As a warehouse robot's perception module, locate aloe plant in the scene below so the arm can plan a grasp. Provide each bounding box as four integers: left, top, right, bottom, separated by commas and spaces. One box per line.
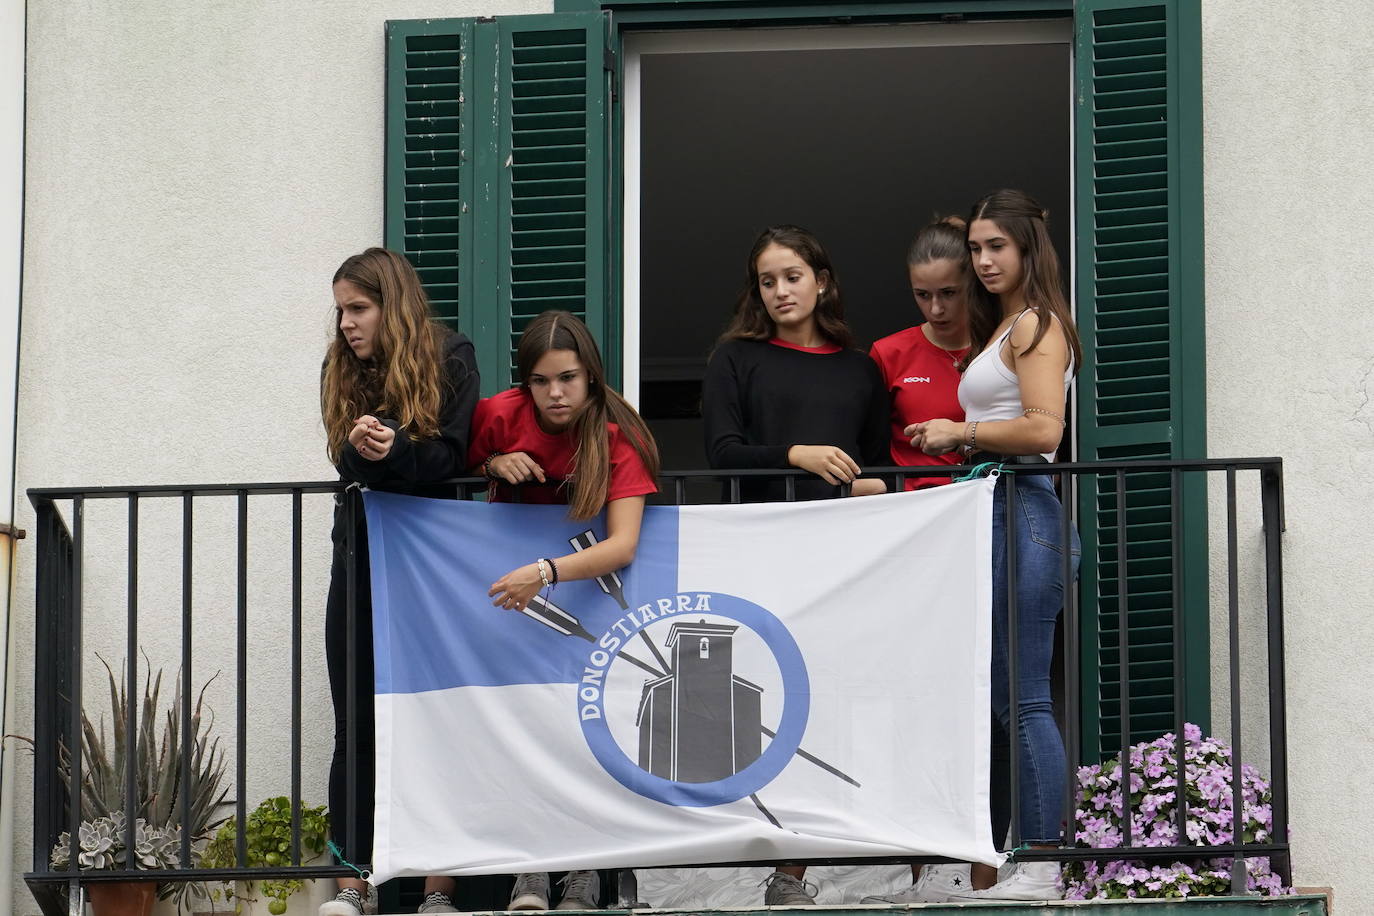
52, 654, 233, 904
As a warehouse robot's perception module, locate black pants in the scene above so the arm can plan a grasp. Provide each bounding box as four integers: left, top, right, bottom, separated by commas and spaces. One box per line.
325, 508, 375, 866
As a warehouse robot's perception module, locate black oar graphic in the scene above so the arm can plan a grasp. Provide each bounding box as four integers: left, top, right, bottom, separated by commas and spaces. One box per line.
569, 530, 628, 609
522, 593, 664, 678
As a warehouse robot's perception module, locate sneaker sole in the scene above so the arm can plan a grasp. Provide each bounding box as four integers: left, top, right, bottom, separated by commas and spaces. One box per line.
509, 896, 550, 911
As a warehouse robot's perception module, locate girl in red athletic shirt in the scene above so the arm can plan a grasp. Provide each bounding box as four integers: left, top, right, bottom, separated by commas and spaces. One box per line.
869, 216, 973, 491
468, 310, 661, 913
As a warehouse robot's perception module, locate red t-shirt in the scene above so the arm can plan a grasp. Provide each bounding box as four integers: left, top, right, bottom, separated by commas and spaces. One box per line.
869, 326, 968, 490
468, 388, 657, 505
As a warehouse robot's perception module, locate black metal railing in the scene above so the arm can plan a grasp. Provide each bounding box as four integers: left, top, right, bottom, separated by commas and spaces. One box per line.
25, 458, 1288, 912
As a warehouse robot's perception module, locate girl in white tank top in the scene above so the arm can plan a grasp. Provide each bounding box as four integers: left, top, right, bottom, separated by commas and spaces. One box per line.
903, 191, 1083, 903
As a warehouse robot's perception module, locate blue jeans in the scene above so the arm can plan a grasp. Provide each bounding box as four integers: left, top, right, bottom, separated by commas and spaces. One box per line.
991, 472, 1080, 845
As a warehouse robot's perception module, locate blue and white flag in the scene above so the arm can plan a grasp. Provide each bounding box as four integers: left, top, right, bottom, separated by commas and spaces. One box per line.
363, 478, 999, 883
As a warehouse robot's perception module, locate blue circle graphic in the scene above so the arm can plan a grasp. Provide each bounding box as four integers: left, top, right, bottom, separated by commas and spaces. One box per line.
579, 592, 809, 806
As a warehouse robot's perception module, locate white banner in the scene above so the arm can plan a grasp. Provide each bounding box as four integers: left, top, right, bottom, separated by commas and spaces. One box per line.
363, 478, 999, 885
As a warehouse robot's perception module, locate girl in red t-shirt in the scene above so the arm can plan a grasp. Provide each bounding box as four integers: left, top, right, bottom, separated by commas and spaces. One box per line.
869, 216, 973, 490
467, 310, 661, 911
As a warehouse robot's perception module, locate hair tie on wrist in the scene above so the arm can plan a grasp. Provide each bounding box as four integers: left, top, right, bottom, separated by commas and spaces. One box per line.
483, 452, 503, 479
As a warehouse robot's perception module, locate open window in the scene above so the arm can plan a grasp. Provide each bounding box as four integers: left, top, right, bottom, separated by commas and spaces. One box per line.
384, 0, 1206, 763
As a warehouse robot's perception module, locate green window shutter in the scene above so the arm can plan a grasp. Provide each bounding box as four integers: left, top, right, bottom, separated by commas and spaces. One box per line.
1073, 0, 1207, 760
387, 12, 611, 396
385, 19, 474, 337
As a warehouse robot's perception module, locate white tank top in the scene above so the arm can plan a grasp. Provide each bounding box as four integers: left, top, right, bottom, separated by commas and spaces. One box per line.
958, 309, 1074, 462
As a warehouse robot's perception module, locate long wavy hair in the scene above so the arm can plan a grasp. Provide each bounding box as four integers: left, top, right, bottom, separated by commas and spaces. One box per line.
321, 247, 446, 463
966, 190, 1082, 372
517, 311, 660, 520
717, 225, 855, 349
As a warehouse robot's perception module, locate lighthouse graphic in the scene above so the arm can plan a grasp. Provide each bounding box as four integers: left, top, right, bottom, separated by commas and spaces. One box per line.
635, 620, 764, 783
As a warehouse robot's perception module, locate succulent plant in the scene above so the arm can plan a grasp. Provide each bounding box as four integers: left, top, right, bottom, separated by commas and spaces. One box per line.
51, 812, 183, 872
50, 653, 233, 905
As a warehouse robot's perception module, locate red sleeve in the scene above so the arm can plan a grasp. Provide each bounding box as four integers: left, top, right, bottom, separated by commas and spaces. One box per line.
467, 397, 499, 473
607, 426, 658, 501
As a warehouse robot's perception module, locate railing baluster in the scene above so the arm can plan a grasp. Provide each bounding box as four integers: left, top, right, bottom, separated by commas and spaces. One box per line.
1226, 468, 1246, 894
1261, 464, 1291, 886
1116, 469, 1131, 851
1170, 468, 1188, 852
181, 493, 194, 869
124, 494, 139, 869
344, 488, 359, 863
68, 497, 84, 905
291, 489, 303, 864
236, 490, 249, 868
1061, 469, 1078, 849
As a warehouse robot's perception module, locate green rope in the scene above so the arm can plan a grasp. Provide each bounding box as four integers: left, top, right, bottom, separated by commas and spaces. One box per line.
327, 840, 371, 881
954, 461, 1006, 483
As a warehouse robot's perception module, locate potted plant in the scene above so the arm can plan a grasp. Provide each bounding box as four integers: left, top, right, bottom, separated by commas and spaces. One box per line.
199, 796, 331, 916
48, 654, 232, 915
1063, 722, 1290, 899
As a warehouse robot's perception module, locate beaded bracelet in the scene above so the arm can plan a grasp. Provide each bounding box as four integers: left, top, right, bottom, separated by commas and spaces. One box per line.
547, 557, 560, 585
966, 420, 979, 451
483, 452, 503, 479
536, 558, 551, 588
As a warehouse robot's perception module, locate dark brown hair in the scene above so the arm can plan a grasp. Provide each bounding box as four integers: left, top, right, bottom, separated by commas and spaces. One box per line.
516, 311, 660, 520
717, 225, 855, 350
321, 248, 446, 463
966, 190, 1082, 372
907, 214, 971, 270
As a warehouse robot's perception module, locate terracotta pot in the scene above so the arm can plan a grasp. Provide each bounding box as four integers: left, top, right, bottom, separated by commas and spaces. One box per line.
87, 880, 157, 916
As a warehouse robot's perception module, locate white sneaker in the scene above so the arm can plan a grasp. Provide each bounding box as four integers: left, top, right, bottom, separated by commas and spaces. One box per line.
320, 888, 366, 916
861, 864, 972, 903
948, 862, 1062, 901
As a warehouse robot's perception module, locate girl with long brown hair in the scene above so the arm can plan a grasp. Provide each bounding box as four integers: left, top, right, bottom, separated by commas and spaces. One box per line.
703, 225, 888, 506
908, 190, 1080, 902
321, 247, 479, 916
468, 310, 660, 912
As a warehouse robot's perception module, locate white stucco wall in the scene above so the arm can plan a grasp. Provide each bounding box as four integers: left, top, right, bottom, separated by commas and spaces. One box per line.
11, 0, 1373, 913
1202, 0, 1374, 901
10, 3, 548, 914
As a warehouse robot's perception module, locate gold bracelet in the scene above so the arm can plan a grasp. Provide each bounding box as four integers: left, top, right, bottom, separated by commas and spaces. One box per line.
1023, 407, 1065, 425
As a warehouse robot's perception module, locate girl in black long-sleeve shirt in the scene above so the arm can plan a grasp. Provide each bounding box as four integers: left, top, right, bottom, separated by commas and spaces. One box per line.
702, 225, 888, 505
321, 248, 480, 916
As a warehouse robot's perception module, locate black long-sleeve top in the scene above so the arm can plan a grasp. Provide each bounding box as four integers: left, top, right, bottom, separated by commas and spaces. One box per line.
331, 329, 480, 535
701, 338, 889, 503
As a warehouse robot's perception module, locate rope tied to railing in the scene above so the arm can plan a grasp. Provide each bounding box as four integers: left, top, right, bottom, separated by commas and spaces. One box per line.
327, 840, 372, 882
954, 461, 1006, 483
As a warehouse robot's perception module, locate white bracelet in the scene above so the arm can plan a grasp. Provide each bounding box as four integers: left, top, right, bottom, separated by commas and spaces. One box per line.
536, 558, 551, 588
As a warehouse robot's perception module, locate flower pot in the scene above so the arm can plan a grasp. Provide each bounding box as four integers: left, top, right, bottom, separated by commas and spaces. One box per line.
87, 880, 157, 916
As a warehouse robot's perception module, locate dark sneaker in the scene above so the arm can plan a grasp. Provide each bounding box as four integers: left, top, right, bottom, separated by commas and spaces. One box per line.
510, 872, 551, 911
555, 870, 601, 910
762, 872, 817, 906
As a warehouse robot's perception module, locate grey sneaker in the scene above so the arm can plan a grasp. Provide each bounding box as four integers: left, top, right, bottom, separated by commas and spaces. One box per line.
555, 870, 600, 910
418, 891, 460, 913
320, 887, 365, 916
762, 872, 817, 906
510, 872, 551, 910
